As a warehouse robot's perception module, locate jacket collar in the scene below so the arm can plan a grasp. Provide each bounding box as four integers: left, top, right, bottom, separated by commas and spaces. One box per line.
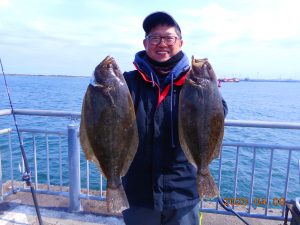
133, 50, 190, 86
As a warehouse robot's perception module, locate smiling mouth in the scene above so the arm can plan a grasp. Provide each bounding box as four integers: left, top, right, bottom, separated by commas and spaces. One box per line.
156, 51, 169, 55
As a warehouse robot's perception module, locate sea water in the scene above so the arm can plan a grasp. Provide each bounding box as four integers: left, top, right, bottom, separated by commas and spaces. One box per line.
0, 75, 300, 205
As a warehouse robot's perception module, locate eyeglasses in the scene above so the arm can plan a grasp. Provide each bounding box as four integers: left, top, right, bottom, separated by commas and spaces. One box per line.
146, 35, 179, 46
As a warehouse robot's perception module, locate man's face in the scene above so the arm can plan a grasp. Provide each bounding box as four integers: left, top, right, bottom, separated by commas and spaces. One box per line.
143, 25, 183, 62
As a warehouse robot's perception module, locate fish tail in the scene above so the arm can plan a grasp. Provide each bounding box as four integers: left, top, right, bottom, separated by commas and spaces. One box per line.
106, 184, 129, 213
197, 169, 219, 199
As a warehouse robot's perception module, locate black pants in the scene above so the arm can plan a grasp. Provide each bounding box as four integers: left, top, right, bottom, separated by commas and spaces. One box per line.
122, 203, 200, 225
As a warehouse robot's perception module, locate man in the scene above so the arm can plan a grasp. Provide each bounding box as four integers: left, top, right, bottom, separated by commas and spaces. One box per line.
122, 11, 228, 225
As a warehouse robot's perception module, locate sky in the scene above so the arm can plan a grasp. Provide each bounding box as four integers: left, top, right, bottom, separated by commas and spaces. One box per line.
1, 0, 300, 79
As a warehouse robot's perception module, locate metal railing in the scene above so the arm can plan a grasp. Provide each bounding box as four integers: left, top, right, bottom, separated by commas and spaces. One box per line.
201, 141, 300, 221
0, 108, 300, 220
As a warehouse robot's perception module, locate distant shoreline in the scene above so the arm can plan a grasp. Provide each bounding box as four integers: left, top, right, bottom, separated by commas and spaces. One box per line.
5, 73, 88, 78
5, 73, 300, 82
231, 79, 300, 83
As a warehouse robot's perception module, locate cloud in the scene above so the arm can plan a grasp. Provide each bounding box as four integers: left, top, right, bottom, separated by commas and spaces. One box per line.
248, 4, 300, 41
1, 0, 300, 78
0, 0, 11, 7
0, 0, 145, 75
85, 0, 126, 12
179, 1, 300, 75
1, 4, 143, 53
181, 1, 300, 46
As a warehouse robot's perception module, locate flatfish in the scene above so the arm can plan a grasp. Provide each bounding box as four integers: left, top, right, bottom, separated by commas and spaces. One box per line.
80, 56, 138, 213
178, 56, 224, 199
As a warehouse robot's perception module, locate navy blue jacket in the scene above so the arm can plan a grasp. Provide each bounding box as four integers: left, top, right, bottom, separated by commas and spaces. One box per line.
122, 50, 228, 211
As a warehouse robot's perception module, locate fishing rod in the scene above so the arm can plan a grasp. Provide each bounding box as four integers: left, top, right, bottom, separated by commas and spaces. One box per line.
218, 196, 250, 225
0, 58, 44, 225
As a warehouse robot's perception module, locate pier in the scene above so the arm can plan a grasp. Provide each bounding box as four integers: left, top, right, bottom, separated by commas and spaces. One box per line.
0, 109, 300, 224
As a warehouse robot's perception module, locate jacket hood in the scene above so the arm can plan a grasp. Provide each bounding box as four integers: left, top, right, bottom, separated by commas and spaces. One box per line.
133, 50, 190, 86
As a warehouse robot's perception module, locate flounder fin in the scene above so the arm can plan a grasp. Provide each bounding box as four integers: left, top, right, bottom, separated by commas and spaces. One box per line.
213, 119, 225, 159
178, 115, 197, 168
120, 97, 139, 177
213, 135, 223, 159
213, 142, 222, 159
120, 125, 138, 177
79, 94, 96, 161
79, 109, 106, 177
106, 184, 129, 213
197, 170, 219, 199
179, 138, 197, 167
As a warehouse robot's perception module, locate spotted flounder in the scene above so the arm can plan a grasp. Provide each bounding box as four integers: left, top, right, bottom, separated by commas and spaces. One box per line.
178, 56, 224, 199
80, 56, 138, 213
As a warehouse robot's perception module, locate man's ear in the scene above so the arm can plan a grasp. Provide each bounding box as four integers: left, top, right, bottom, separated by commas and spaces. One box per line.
179, 39, 183, 48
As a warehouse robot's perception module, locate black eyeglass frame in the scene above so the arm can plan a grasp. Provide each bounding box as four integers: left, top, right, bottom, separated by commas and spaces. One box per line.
145, 35, 179, 46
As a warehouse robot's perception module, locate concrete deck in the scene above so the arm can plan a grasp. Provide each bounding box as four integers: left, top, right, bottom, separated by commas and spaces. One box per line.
0, 192, 288, 225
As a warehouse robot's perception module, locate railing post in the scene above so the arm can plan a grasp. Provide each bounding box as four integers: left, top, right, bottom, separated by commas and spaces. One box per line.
68, 122, 81, 212
0, 150, 3, 202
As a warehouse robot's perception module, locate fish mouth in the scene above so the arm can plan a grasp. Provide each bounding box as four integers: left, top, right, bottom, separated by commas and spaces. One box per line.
99, 56, 122, 77
192, 56, 208, 68
92, 55, 124, 86
102, 56, 117, 69
191, 56, 210, 80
